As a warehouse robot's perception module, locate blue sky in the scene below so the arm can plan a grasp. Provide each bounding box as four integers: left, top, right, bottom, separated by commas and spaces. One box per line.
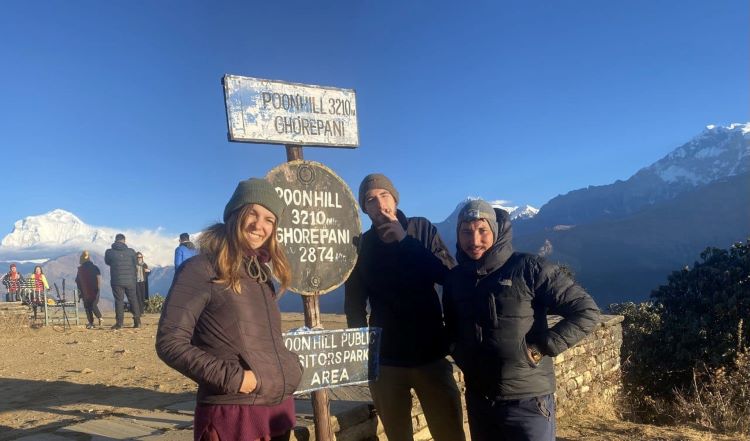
1, 0, 747, 235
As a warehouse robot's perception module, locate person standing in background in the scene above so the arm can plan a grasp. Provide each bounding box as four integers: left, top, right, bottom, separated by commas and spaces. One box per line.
76, 250, 103, 329
2, 263, 24, 302
135, 252, 150, 314
105, 233, 140, 330
174, 232, 198, 269
29, 265, 49, 305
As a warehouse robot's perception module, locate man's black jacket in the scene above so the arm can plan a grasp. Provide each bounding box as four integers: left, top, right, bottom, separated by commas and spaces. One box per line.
105, 241, 137, 287
345, 210, 455, 367
444, 208, 600, 400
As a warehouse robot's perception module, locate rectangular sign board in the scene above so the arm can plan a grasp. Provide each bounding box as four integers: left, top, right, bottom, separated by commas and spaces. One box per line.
283, 327, 380, 394
223, 75, 359, 148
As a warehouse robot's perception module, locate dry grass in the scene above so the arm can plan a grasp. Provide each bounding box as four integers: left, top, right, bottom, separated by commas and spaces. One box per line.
673, 349, 750, 435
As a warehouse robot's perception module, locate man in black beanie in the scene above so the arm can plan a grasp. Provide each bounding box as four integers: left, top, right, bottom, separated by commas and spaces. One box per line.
345, 173, 465, 441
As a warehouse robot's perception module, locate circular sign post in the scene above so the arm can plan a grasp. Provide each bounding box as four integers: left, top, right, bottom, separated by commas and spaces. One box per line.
267, 160, 361, 295
268, 156, 361, 441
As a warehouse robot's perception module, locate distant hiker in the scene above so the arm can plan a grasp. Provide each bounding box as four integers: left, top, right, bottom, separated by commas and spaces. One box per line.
29, 265, 50, 304
174, 232, 198, 269
104, 233, 141, 329
76, 250, 103, 329
2, 263, 24, 302
344, 173, 466, 441
135, 251, 150, 313
156, 178, 302, 441
443, 200, 601, 441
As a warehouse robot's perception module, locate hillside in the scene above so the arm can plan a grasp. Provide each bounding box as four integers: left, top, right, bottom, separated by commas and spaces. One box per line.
513, 172, 750, 306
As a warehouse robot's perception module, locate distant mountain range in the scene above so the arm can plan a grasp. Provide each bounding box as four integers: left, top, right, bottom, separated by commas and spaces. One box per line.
1, 123, 747, 313
510, 123, 749, 306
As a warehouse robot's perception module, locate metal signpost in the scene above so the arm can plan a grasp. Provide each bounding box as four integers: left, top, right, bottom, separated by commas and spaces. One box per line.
223, 75, 362, 441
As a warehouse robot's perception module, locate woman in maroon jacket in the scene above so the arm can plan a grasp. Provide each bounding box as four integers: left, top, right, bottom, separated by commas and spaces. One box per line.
75, 251, 103, 329
156, 178, 303, 441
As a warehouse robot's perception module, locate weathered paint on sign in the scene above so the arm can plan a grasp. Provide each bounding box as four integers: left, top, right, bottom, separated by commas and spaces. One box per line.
223, 75, 359, 147
284, 327, 381, 394
267, 160, 361, 295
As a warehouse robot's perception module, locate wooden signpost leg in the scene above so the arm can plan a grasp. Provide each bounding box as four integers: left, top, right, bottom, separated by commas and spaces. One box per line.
303, 294, 333, 441
285, 145, 333, 441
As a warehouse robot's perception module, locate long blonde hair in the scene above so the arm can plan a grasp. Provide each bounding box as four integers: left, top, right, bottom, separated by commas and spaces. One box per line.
198, 204, 291, 295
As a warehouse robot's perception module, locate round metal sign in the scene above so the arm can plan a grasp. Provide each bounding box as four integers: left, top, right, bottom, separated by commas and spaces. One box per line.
267, 160, 361, 295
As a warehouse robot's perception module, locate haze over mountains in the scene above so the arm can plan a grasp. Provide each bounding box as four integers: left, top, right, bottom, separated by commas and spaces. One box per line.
1, 123, 747, 312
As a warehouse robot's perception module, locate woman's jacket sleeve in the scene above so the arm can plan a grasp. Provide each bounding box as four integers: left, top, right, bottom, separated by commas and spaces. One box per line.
155, 259, 244, 395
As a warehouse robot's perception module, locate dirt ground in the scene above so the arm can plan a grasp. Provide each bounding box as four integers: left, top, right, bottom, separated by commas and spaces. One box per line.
0, 312, 746, 441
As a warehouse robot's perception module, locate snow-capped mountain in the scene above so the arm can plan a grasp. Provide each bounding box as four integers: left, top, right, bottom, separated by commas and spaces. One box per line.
512, 122, 750, 307
521, 122, 750, 230
0, 209, 186, 267
642, 123, 749, 186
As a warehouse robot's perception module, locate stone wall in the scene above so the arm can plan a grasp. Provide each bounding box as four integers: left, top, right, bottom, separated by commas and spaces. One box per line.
0, 302, 28, 320
552, 314, 623, 417
290, 314, 624, 440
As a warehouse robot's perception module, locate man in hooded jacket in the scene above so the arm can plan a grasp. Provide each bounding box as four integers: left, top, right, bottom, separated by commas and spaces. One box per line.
443, 200, 600, 441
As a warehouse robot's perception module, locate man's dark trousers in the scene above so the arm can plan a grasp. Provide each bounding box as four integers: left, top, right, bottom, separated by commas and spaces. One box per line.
465, 390, 556, 441
112, 284, 140, 326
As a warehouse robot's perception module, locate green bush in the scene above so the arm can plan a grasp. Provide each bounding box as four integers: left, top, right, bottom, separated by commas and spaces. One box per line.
651, 241, 749, 393
144, 294, 166, 314
611, 240, 750, 432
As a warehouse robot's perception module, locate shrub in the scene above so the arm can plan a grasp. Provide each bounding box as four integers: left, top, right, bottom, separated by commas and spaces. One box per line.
651, 241, 749, 393
610, 240, 750, 432
144, 294, 166, 314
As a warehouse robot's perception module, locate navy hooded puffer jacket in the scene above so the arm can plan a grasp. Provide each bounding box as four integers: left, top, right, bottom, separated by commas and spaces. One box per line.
443, 208, 600, 400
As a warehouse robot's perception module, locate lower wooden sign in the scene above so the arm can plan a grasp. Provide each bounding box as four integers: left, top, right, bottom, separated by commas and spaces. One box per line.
283, 327, 381, 393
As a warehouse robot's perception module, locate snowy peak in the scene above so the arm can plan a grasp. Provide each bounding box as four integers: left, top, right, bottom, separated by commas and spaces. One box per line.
643, 122, 749, 185
0, 209, 187, 267
509, 204, 540, 220
1, 209, 110, 248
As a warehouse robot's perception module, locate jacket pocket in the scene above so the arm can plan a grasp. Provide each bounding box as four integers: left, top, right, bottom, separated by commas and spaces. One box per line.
238, 352, 262, 399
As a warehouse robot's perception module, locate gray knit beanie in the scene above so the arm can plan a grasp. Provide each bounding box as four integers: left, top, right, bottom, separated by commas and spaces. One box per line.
223, 178, 285, 222
457, 199, 498, 242
358, 173, 399, 212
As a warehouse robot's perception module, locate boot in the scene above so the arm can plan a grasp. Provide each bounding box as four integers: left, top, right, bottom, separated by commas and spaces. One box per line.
111, 323, 123, 330
133, 317, 141, 328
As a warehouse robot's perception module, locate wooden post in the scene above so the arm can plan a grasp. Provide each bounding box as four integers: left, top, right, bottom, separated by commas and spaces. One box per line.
284, 144, 333, 441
